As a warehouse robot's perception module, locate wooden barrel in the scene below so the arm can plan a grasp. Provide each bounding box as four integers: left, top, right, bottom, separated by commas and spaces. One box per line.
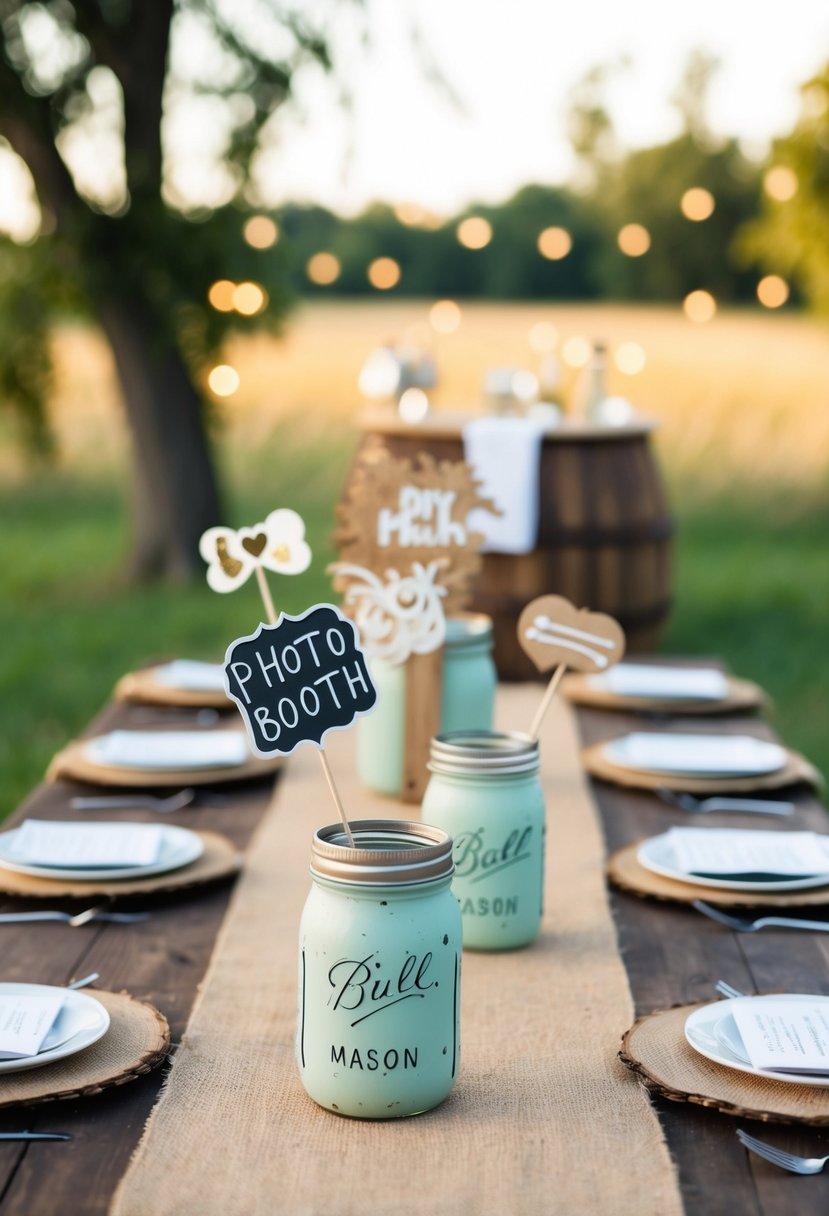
349, 411, 674, 680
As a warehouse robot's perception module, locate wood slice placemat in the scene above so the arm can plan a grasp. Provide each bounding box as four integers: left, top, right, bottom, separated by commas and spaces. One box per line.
115, 668, 232, 710
563, 673, 767, 716
583, 742, 821, 795
0, 989, 169, 1110
0, 830, 241, 900
608, 840, 829, 909
47, 738, 283, 788
621, 1001, 829, 1125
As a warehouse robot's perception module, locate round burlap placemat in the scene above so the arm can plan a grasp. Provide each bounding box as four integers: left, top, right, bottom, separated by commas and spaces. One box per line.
621, 1001, 829, 1125
115, 668, 232, 710
0, 988, 169, 1110
608, 840, 829, 909
583, 741, 821, 794
46, 738, 283, 788
563, 674, 767, 716
0, 830, 241, 900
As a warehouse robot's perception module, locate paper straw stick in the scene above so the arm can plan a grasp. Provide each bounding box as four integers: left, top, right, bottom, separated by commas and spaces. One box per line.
254, 567, 355, 848
530, 663, 566, 741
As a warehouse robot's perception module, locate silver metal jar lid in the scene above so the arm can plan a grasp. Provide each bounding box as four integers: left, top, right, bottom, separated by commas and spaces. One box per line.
444, 612, 493, 648
311, 819, 454, 885
428, 731, 540, 777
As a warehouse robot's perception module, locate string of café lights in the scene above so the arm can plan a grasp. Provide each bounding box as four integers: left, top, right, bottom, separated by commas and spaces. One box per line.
206, 167, 797, 399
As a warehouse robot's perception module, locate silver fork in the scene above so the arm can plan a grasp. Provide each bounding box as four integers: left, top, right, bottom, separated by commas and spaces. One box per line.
714, 980, 747, 999
70, 788, 196, 813
655, 788, 794, 816
693, 900, 829, 934
0, 907, 148, 926
737, 1129, 829, 1174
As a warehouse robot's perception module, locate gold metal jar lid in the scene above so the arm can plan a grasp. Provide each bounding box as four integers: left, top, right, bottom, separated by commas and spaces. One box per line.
428, 731, 540, 777
311, 819, 454, 885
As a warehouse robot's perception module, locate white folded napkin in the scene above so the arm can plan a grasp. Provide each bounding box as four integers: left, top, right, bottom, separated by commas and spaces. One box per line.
10, 820, 164, 868
463, 417, 545, 554
606, 732, 787, 777
152, 660, 226, 692
0, 991, 65, 1059
588, 664, 728, 701
667, 827, 829, 877
85, 729, 249, 770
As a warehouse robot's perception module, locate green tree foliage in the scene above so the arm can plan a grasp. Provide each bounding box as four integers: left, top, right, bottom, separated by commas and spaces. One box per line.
738, 66, 829, 312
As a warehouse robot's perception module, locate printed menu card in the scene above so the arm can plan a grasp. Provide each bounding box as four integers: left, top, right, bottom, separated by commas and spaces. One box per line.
668, 828, 829, 877
0, 991, 64, 1059
732, 999, 829, 1074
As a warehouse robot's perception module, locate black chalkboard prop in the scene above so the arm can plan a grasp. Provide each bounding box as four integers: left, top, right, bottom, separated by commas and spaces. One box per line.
223, 603, 377, 758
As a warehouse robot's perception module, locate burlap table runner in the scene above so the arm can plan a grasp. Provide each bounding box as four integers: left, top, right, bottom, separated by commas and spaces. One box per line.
112, 687, 682, 1216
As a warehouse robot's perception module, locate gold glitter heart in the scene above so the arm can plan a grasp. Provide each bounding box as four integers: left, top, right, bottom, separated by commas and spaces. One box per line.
242, 533, 267, 557
271, 544, 290, 563
216, 536, 243, 578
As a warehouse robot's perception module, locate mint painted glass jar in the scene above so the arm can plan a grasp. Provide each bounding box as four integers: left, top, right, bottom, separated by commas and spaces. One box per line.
357, 614, 496, 796
297, 819, 461, 1119
421, 733, 545, 951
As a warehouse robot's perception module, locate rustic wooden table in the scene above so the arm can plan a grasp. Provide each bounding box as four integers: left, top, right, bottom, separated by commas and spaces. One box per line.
1, 689, 827, 1215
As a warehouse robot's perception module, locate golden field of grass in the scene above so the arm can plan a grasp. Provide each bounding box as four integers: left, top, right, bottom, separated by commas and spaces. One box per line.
15, 299, 829, 495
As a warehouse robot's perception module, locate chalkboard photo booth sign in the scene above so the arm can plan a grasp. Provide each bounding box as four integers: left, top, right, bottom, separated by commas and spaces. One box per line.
224, 604, 377, 758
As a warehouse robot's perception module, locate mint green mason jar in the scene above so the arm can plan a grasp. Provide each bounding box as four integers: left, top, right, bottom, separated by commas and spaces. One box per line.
421, 733, 545, 951
297, 819, 461, 1119
356, 614, 496, 796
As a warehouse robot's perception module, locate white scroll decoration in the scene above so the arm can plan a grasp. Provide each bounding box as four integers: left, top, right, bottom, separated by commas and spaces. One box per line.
330, 561, 448, 667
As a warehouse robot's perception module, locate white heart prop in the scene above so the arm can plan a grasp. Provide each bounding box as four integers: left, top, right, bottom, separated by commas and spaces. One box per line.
200, 509, 312, 593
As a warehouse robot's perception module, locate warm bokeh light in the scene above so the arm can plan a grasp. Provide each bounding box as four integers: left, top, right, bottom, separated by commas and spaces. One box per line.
528, 321, 558, 352
617, 223, 651, 256
511, 370, 539, 402
243, 215, 279, 249
306, 252, 341, 285
429, 299, 462, 334
680, 188, 715, 221
614, 341, 646, 375
207, 279, 235, 312
561, 335, 591, 367
398, 387, 430, 423
232, 281, 267, 316
394, 202, 443, 229
537, 226, 572, 260
757, 275, 790, 308
456, 216, 492, 249
683, 290, 717, 323
802, 84, 828, 119
208, 365, 240, 396
367, 257, 401, 289
763, 166, 798, 202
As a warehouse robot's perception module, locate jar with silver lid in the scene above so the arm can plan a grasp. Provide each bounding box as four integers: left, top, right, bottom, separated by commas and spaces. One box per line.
356, 614, 497, 797
421, 732, 545, 951
297, 819, 462, 1119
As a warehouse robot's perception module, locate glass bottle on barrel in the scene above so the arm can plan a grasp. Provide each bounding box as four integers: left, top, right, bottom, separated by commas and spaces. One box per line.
570, 340, 608, 421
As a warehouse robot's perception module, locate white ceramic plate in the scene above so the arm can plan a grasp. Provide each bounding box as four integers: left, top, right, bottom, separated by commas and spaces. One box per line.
83, 730, 249, 771
686, 995, 829, 1088
603, 732, 788, 778
0, 983, 110, 1074
0, 823, 203, 882
637, 832, 829, 893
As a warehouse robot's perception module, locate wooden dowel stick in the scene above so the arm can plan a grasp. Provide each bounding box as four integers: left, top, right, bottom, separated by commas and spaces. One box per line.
255, 566, 277, 626
252, 565, 355, 847
530, 663, 566, 741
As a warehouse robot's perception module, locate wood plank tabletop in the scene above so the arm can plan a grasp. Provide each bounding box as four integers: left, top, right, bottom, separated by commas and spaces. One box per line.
0, 682, 827, 1214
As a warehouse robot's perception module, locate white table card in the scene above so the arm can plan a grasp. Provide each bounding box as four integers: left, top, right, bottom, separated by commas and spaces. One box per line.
732, 999, 829, 1074
10, 820, 164, 868
153, 660, 226, 692
0, 992, 65, 1059
588, 664, 728, 701
668, 828, 829, 877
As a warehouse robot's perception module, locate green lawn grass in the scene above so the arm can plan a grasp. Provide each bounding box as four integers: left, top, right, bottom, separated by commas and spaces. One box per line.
2, 418, 827, 819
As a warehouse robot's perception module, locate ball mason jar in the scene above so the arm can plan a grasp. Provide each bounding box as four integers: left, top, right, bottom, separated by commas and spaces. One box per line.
357, 614, 497, 796
421, 732, 545, 951
297, 819, 462, 1119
